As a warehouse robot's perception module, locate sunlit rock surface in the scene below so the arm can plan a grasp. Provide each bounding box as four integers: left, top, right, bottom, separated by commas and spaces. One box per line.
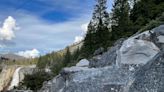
119, 33, 159, 65
0, 66, 16, 91
8, 67, 22, 90
76, 59, 89, 67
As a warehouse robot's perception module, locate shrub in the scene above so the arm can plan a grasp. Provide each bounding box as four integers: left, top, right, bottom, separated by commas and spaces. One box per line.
19, 71, 52, 91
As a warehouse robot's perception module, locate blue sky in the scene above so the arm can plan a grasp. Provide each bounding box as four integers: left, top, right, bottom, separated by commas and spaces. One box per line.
0, 0, 113, 57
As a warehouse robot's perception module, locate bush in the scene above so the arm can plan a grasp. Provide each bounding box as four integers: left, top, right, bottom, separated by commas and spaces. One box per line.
18, 71, 52, 91
158, 12, 164, 22
142, 20, 161, 31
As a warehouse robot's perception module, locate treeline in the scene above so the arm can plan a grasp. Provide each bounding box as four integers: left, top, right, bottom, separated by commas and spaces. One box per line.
3, 58, 38, 66
37, 47, 81, 76
82, 0, 164, 57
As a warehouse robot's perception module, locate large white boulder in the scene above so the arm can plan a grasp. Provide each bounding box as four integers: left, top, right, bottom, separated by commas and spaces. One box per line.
76, 59, 89, 67
118, 31, 160, 65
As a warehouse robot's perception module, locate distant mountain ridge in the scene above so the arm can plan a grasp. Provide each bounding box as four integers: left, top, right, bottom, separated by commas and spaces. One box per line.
0, 53, 25, 61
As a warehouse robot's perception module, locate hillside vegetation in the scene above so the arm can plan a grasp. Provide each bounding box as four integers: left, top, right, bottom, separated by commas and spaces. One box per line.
17, 0, 164, 91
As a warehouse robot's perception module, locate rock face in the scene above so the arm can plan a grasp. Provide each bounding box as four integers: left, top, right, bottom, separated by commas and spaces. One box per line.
40, 25, 164, 92
90, 38, 125, 68
40, 66, 134, 92
0, 66, 16, 91
8, 67, 22, 90
129, 52, 164, 92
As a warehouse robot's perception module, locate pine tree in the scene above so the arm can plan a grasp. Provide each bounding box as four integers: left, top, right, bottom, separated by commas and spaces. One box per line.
63, 47, 71, 66
91, 0, 110, 29
82, 0, 110, 58
72, 47, 80, 61
111, 0, 132, 38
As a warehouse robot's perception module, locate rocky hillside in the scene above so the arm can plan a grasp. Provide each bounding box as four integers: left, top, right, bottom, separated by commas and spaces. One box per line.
39, 25, 164, 92
0, 66, 17, 91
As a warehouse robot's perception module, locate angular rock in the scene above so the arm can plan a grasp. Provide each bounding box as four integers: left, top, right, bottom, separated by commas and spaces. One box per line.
93, 47, 104, 56
153, 25, 164, 35
90, 38, 125, 68
39, 66, 133, 92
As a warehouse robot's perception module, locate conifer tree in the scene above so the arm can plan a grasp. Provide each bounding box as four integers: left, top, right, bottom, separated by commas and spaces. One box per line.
63, 47, 71, 66
91, 0, 110, 28
82, 0, 110, 58
111, 0, 132, 38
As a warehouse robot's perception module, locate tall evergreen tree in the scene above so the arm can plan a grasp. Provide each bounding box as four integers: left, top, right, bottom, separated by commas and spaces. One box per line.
63, 47, 71, 66
91, 0, 110, 28
111, 0, 132, 38
82, 0, 111, 58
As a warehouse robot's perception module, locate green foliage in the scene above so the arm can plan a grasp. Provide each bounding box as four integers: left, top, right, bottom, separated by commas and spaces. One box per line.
140, 13, 164, 32
67, 47, 81, 67
37, 51, 63, 69
36, 47, 81, 76
19, 71, 52, 91
130, 0, 164, 31
62, 47, 71, 67
109, 0, 164, 43
0, 69, 1, 72
4, 58, 38, 66
158, 12, 164, 22
111, 0, 133, 39
82, 0, 111, 58
142, 20, 162, 31
37, 57, 48, 69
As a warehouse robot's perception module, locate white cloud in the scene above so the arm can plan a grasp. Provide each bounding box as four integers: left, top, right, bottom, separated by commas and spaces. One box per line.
74, 23, 88, 43
81, 23, 88, 33
16, 49, 40, 58
74, 36, 83, 43
0, 11, 91, 54
0, 16, 18, 40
